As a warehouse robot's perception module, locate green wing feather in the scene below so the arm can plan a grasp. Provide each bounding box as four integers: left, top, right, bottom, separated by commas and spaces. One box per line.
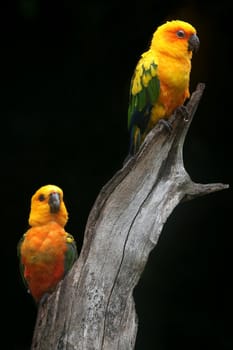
128, 53, 160, 154
64, 233, 78, 274
17, 234, 29, 292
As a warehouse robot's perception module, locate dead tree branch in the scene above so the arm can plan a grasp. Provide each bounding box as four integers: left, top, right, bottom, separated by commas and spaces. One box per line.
31, 83, 229, 350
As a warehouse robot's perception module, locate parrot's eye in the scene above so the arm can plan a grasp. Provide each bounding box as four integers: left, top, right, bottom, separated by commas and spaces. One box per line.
38, 194, 45, 201
176, 30, 185, 38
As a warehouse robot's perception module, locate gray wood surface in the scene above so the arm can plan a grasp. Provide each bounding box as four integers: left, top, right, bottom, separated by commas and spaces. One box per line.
31, 83, 228, 350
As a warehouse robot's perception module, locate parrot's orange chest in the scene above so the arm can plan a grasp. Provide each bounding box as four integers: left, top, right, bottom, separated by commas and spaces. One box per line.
157, 54, 191, 116
21, 221, 68, 302
147, 52, 192, 130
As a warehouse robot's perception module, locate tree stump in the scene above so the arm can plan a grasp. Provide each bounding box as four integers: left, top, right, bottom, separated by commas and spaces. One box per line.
31, 83, 228, 350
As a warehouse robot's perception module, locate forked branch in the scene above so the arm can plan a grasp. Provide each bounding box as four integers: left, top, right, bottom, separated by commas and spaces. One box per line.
31, 83, 229, 350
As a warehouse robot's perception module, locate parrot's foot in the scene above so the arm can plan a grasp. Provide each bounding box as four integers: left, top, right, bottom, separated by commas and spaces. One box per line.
176, 105, 189, 121
158, 118, 173, 133
38, 292, 50, 307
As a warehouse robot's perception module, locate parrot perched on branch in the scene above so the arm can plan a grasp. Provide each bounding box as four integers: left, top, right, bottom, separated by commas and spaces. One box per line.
128, 19, 200, 155
18, 184, 78, 303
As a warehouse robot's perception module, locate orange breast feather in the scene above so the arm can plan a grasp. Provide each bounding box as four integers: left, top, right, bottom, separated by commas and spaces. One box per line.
21, 221, 67, 302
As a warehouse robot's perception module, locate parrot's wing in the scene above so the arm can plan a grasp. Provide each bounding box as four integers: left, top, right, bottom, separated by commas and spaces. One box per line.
64, 233, 78, 274
128, 52, 160, 155
17, 234, 29, 292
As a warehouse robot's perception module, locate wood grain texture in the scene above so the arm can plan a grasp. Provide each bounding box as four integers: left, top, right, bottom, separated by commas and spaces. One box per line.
31, 83, 228, 350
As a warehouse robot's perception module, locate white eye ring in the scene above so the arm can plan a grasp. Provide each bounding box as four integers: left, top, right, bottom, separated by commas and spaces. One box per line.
177, 30, 185, 38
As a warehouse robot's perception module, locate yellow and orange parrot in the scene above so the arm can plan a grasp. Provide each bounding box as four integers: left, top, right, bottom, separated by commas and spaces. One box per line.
128, 19, 200, 155
18, 184, 77, 303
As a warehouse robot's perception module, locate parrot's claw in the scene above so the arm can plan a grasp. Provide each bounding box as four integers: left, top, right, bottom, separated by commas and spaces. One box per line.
39, 292, 50, 307
176, 105, 189, 121
158, 118, 173, 133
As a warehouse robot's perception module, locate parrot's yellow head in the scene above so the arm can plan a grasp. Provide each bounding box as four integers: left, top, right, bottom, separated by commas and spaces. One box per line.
28, 184, 68, 227
151, 20, 199, 60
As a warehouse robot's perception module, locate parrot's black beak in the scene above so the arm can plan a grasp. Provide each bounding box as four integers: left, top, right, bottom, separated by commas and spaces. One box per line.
48, 192, 60, 213
188, 33, 200, 52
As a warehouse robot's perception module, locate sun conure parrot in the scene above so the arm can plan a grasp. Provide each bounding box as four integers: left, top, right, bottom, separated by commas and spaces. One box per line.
128, 19, 200, 155
17, 184, 78, 303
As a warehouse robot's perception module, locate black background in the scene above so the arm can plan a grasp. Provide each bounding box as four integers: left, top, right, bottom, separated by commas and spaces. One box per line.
2, 1, 232, 349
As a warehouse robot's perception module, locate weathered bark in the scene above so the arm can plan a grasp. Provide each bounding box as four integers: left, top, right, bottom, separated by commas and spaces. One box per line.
31, 83, 228, 350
